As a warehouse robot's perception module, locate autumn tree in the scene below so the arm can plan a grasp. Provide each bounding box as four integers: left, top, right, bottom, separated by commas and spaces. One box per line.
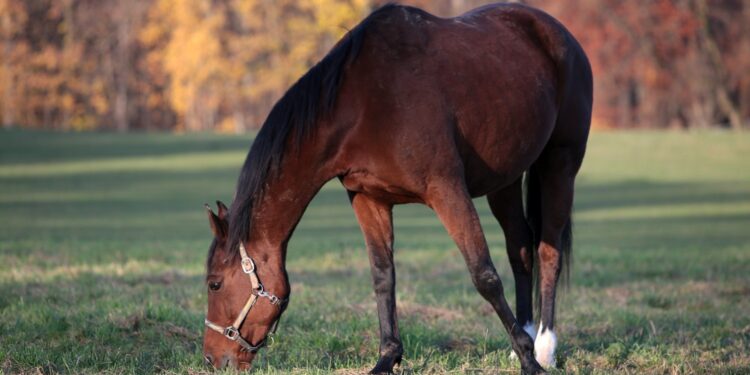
526, 0, 749, 129
141, 0, 368, 132
0, 0, 26, 128
1, 0, 747, 130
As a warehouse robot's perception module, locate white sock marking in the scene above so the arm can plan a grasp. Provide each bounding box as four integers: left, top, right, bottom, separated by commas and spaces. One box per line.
534, 324, 557, 368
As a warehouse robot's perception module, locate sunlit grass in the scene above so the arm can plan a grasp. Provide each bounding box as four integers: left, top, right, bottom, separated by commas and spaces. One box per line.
1, 128, 749, 374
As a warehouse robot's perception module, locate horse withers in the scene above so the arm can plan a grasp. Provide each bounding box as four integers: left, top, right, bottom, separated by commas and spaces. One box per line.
202, 3, 592, 374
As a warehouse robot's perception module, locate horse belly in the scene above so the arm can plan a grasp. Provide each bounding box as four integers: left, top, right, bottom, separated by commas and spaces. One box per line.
340, 170, 425, 204
461, 127, 551, 198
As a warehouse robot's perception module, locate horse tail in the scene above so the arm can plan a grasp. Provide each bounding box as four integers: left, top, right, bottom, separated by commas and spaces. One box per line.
523, 167, 542, 312
524, 166, 573, 314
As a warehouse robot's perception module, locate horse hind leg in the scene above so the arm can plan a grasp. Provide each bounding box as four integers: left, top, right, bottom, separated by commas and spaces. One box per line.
527, 143, 584, 368
428, 178, 545, 374
348, 191, 403, 374
487, 178, 537, 356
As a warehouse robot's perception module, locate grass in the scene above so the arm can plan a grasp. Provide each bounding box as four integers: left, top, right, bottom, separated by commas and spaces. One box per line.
1, 128, 749, 374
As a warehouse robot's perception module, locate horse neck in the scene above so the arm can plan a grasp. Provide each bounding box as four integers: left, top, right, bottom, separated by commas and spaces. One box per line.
239, 81, 359, 289
243, 136, 337, 293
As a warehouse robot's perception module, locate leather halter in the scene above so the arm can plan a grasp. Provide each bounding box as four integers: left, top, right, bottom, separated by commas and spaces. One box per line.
204, 243, 287, 353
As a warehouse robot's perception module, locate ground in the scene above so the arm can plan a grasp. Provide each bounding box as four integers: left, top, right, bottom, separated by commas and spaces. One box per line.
0, 129, 749, 374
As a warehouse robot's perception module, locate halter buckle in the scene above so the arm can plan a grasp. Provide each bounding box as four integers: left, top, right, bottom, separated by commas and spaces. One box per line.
241, 257, 255, 274
223, 326, 241, 341
255, 288, 281, 305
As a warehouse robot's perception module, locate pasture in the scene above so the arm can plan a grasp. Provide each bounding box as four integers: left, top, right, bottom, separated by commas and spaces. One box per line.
1, 129, 749, 374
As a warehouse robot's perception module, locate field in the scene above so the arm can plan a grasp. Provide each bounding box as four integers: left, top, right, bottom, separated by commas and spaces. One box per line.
1, 129, 749, 374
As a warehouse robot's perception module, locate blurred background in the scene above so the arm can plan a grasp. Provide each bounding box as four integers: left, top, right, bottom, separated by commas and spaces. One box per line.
1, 1, 749, 374
1, 0, 748, 133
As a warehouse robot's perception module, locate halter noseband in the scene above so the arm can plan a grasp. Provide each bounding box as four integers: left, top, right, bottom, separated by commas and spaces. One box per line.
204, 243, 288, 353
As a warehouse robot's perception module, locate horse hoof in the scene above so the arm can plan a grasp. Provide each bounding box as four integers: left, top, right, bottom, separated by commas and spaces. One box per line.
520, 355, 547, 375
369, 366, 395, 375
521, 362, 547, 375
369, 354, 401, 374
369, 370, 393, 375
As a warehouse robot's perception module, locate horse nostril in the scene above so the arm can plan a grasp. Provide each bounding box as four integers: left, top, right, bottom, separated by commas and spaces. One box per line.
204, 354, 213, 366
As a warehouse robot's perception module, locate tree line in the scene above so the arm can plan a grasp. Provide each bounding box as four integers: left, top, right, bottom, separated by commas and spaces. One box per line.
1, 0, 748, 131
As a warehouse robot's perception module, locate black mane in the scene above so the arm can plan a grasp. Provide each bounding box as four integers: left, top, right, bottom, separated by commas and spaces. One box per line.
224, 4, 398, 256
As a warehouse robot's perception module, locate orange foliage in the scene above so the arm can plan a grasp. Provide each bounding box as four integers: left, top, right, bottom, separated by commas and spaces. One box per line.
0, 0, 747, 130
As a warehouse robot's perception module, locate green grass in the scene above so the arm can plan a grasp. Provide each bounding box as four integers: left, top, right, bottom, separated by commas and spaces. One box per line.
1, 129, 749, 374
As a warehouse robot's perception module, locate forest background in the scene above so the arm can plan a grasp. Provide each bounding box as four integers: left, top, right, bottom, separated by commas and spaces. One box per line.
1, 0, 748, 133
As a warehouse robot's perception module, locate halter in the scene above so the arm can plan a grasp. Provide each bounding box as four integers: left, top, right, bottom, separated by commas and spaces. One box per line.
204, 243, 288, 353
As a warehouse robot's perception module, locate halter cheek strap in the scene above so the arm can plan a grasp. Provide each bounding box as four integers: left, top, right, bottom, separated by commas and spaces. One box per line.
204, 243, 287, 353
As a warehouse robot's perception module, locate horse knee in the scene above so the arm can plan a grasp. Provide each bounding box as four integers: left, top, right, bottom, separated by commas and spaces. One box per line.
368, 247, 395, 294
371, 266, 394, 294
471, 265, 504, 297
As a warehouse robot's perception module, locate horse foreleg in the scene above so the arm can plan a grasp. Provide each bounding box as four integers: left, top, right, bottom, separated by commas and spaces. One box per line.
428, 179, 545, 375
349, 192, 402, 374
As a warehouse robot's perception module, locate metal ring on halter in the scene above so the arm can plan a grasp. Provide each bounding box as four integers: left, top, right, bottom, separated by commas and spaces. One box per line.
256, 289, 281, 305
224, 326, 241, 341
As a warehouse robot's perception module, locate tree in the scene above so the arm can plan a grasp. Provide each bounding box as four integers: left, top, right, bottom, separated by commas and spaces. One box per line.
0, 0, 26, 128
1, 0, 747, 130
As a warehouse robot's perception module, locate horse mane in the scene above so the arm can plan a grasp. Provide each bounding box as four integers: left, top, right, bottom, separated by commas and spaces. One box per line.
225, 4, 398, 256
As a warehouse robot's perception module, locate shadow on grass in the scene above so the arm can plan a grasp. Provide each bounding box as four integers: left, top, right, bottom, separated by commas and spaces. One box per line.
3, 173, 749, 279
0, 129, 251, 165
575, 179, 750, 211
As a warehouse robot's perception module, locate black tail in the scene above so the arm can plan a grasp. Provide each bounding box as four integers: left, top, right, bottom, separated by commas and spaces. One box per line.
523, 166, 572, 316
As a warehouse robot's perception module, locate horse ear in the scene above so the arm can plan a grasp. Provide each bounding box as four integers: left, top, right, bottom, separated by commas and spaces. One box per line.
216, 200, 229, 220
205, 204, 226, 239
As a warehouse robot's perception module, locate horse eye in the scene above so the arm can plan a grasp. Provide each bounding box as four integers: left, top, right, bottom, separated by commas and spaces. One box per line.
208, 281, 222, 291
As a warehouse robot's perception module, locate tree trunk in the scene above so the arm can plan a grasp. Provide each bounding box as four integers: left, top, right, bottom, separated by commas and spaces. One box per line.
2, 39, 14, 128
60, 0, 74, 130
716, 88, 742, 130
114, 83, 128, 132
233, 107, 245, 134
113, 1, 132, 132
695, 0, 743, 130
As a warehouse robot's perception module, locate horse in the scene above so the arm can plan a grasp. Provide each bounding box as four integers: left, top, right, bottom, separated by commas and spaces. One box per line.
202, 3, 592, 374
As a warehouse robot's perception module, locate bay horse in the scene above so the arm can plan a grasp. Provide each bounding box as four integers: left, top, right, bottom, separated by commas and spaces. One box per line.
203, 3, 592, 374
